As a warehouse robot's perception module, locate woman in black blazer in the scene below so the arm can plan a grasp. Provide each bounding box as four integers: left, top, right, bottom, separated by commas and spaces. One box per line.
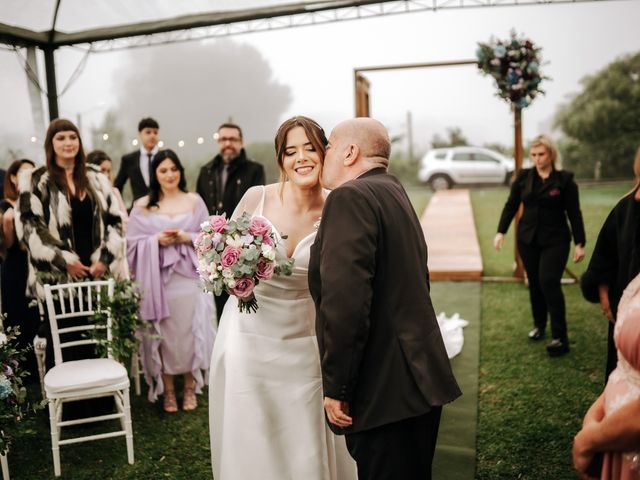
494, 135, 586, 356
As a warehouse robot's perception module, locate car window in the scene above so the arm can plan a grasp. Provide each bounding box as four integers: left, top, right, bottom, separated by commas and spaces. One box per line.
452, 152, 473, 161
434, 151, 447, 160
475, 153, 500, 163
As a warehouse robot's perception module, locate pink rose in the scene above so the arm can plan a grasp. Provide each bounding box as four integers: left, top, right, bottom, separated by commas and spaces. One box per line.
249, 217, 272, 238
232, 277, 255, 299
262, 234, 274, 247
256, 258, 275, 280
194, 232, 213, 253
209, 215, 228, 233
221, 246, 241, 268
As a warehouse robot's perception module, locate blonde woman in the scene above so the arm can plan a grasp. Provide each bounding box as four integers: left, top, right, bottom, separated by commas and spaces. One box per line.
494, 134, 586, 356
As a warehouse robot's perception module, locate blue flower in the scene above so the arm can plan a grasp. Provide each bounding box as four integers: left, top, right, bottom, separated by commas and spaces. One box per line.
493, 45, 507, 58
507, 70, 520, 85
527, 61, 539, 74
0, 375, 12, 400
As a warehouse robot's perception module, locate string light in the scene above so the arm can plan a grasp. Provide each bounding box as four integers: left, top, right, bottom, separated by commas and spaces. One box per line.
102, 133, 109, 141
213, 132, 219, 141
158, 140, 164, 148
197, 137, 204, 145
132, 139, 138, 146
178, 140, 185, 148
30, 136, 37, 143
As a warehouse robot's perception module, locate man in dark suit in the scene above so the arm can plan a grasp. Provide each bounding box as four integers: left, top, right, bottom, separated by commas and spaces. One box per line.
308, 118, 461, 480
114, 117, 160, 204
196, 122, 266, 319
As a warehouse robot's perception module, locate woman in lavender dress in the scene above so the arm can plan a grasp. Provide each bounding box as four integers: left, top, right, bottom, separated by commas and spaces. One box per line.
127, 149, 216, 413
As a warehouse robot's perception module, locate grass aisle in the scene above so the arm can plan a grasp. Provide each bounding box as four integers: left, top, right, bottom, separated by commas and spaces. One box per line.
432, 282, 481, 480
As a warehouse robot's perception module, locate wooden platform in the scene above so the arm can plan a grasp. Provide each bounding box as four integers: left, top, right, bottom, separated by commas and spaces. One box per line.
420, 189, 483, 281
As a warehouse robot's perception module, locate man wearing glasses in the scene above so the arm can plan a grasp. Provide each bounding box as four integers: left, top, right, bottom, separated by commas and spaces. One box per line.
197, 123, 266, 319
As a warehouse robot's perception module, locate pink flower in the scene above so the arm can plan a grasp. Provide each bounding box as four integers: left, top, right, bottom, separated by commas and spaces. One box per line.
194, 232, 213, 253
232, 277, 255, 299
262, 234, 274, 247
256, 258, 275, 280
209, 215, 228, 233
249, 217, 272, 238
220, 246, 242, 268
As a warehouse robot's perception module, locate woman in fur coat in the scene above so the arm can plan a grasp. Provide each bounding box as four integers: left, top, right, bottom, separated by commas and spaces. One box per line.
15, 119, 126, 416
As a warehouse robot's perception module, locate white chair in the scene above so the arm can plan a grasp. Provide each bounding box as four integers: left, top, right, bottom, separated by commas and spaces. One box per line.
43, 279, 134, 477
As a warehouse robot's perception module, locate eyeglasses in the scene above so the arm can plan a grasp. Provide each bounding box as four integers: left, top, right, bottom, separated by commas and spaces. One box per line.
218, 137, 242, 144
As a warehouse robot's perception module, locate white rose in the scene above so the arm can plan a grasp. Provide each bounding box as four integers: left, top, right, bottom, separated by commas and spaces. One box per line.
222, 268, 234, 279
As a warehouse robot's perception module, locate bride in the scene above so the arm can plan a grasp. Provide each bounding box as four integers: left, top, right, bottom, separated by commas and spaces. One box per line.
209, 116, 357, 479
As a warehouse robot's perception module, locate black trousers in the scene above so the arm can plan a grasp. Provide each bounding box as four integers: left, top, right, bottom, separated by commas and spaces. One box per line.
518, 240, 570, 341
345, 408, 442, 480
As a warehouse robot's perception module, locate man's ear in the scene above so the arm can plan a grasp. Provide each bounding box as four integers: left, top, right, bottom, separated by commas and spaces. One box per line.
343, 144, 359, 167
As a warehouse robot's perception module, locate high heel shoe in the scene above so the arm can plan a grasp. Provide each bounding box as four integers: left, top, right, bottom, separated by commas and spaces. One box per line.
163, 389, 178, 413
182, 386, 198, 411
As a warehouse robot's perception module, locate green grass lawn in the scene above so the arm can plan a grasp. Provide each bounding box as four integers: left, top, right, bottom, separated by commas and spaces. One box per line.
471, 181, 632, 479
9, 181, 633, 479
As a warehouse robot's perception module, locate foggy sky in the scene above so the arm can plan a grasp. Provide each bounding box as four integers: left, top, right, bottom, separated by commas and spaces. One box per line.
1, 0, 640, 165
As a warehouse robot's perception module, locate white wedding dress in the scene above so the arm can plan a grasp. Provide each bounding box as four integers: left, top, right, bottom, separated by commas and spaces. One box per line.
209, 186, 357, 480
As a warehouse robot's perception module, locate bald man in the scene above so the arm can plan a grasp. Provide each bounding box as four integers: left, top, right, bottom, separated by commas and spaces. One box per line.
308, 118, 461, 480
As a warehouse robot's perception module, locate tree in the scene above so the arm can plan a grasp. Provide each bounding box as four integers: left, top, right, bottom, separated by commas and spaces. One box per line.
431, 127, 469, 148
554, 52, 640, 178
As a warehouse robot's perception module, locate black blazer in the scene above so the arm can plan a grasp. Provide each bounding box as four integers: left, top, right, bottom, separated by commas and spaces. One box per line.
308, 169, 461, 434
114, 151, 149, 204
196, 149, 266, 216
497, 168, 586, 247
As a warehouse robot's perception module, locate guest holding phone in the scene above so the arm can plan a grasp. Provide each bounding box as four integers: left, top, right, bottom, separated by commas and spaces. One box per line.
127, 149, 216, 413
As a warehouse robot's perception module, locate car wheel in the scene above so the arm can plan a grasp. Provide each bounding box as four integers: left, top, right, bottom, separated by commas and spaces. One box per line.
429, 174, 452, 191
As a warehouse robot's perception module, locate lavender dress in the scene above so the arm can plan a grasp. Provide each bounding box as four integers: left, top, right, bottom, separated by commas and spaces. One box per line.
127, 195, 216, 401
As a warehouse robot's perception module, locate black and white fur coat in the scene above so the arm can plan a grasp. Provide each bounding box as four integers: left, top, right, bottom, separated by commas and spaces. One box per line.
15, 164, 126, 300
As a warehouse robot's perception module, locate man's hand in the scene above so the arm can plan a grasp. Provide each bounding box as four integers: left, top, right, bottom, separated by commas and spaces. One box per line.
323, 397, 353, 428
493, 233, 504, 251
573, 244, 585, 263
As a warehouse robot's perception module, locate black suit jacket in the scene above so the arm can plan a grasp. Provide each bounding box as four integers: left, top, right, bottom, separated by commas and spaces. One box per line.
308, 169, 461, 434
497, 168, 586, 247
114, 151, 149, 204
196, 149, 266, 216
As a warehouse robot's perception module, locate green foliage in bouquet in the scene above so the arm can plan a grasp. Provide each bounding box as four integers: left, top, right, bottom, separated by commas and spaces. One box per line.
88, 279, 145, 364
0, 325, 43, 455
476, 30, 548, 109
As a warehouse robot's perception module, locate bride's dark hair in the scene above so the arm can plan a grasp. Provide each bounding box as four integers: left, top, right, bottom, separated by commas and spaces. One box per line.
274, 116, 327, 193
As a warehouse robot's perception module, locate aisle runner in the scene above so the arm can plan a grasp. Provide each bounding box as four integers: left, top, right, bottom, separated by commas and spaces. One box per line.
431, 282, 480, 480
421, 189, 483, 280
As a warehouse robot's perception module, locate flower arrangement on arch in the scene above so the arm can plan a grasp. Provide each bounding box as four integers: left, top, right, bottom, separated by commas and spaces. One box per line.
194, 212, 295, 314
476, 30, 548, 109
0, 324, 42, 455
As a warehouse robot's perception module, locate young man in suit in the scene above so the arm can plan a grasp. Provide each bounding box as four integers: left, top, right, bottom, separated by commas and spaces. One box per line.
196, 122, 266, 319
114, 117, 160, 204
308, 117, 461, 480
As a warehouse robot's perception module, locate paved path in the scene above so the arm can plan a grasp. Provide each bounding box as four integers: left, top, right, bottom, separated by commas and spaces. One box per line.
420, 189, 483, 280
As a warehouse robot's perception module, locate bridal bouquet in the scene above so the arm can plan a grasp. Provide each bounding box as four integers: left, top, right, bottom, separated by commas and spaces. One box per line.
194, 212, 294, 314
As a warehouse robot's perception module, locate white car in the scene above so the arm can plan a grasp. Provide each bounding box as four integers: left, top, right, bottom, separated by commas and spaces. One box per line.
418, 147, 515, 191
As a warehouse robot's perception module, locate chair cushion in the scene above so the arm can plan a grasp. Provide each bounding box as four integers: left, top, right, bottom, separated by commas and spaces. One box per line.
45, 358, 129, 394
